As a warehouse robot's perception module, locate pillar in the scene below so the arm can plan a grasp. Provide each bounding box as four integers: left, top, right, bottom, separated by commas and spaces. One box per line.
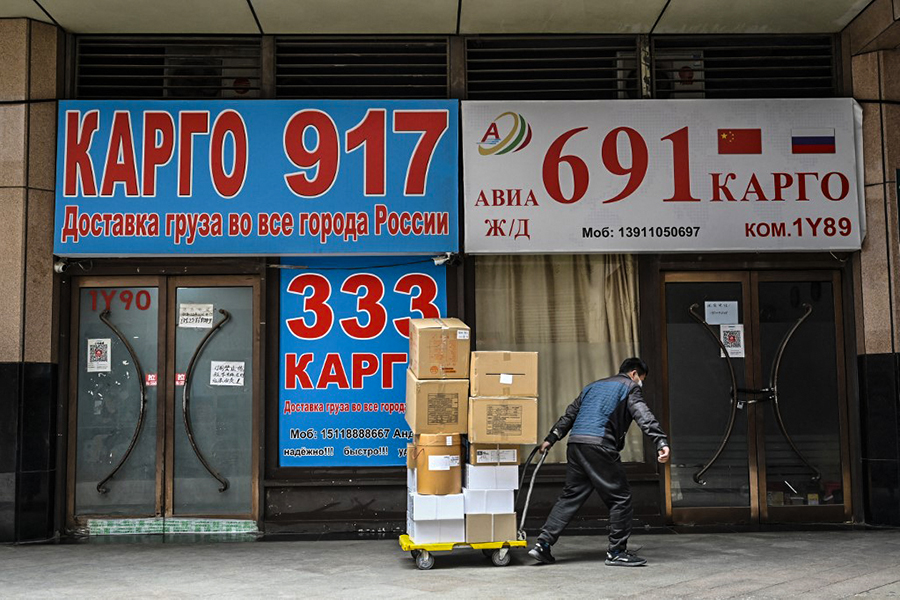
0, 17, 63, 542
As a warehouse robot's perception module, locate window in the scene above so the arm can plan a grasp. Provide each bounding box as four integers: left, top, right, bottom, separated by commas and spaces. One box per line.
474, 254, 644, 462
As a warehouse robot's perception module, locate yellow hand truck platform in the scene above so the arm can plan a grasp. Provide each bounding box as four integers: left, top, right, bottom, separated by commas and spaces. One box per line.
400, 446, 547, 570
399, 534, 527, 570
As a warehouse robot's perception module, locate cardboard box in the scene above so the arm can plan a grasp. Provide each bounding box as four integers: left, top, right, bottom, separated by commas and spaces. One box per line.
406, 434, 463, 495
465, 464, 519, 491
405, 370, 468, 434
408, 492, 465, 520
409, 318, 470, 379
470, 351, 538, 397
465, 513, 518, 544
408, 517, 466, 545
468, 397, 538, 444
468, 443, 520, 466
463, 488, 515, 514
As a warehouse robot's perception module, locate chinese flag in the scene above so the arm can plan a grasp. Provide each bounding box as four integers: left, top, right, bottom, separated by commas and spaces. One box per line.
718, 129, 762, 154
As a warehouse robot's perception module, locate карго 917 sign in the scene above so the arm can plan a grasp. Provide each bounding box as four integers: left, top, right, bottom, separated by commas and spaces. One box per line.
462, 99, 865, 253
55, 100, 459, 256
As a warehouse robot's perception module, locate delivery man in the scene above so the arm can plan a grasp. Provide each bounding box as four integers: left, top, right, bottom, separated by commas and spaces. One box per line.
528, 357, 670, 567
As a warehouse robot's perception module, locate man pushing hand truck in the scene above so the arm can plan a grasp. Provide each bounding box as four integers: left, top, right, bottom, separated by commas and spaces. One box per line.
528, 358, 670, 567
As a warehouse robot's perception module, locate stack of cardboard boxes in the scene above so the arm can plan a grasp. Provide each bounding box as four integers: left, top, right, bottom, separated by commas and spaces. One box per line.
465, 351, 538, 543
405, 318, 539, 545
405, 318, 470, 544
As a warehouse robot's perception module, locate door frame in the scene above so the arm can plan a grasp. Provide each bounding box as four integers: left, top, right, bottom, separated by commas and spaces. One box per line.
66, 276, 168, 529
751, 270, 853, 523
164, 275, 261, 520
660, 269, 853, 526
661, 271, 758, 526
65, 274, 262, 530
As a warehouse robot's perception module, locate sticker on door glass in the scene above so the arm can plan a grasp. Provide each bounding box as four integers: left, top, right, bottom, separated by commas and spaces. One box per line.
719, 324, 746, 358
87, 338, 111, 372
705, 301, 738, 325
210, 361, 245, 386
178, 303, 214, 328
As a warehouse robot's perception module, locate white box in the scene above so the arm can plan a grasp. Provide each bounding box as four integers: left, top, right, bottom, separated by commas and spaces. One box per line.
463, 488, 515, 514
407, 467, 416, 493
407, 492, 465, 521
407, 517, 466, 545
465, 465, 519, 491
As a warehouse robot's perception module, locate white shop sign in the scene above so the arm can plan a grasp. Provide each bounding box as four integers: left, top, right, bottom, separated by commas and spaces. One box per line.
462, 99, 865, 253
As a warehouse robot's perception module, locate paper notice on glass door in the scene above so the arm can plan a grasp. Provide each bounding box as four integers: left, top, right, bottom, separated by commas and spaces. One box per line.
210, 361, 245, 386
87, 338, 111, 372
178, 303, 214, 328
705, 301, 738, 325
720, 324, 746, 358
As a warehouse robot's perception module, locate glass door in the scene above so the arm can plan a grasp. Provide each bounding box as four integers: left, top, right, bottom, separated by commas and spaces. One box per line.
68, 276, 259, 530
662, 271, 851, 525
753, 273, 851, 522
69, 279, 165, 519
663, 273, 756, 524
166, 278, 257, 518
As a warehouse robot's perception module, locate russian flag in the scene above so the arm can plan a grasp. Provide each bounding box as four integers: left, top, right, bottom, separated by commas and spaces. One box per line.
791, 129, 835, 154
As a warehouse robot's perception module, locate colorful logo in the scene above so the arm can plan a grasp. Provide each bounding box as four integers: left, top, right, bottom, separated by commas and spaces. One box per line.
477, 112, 533, 155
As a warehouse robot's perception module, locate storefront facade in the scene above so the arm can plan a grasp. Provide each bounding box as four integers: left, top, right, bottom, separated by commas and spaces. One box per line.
2, 0, 899, 543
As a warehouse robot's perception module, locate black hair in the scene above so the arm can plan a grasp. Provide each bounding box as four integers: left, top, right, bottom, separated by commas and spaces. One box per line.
619, 357, 649, 377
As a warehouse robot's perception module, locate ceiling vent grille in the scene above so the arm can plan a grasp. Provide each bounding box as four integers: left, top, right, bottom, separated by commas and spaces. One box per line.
465, 36, 639, 100
275, 36, 449, 99
75, 36, 262, 99
651, 36, 836, 99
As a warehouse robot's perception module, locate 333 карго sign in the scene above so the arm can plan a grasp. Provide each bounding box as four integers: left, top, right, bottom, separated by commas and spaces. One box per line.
279, 258, 447, 467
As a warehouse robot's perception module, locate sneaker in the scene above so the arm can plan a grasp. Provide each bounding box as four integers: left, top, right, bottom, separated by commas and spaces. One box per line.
528, 541, 556, 564
605, 549, 647, 567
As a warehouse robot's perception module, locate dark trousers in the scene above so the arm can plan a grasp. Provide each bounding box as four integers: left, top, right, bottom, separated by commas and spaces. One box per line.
537, 442, 633, 553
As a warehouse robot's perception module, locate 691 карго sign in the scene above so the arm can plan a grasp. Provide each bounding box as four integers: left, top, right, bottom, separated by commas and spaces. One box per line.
462, 99, 866, 253
55, 100, 458, 256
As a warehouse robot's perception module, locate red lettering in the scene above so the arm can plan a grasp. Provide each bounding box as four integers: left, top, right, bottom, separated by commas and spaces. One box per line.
100, 111, 139, 196
380, 353, 407, 389
178, 111, 210, 197
142, 111, 175, 196
351, 353, 379, 389
284, 352, 314, 390
64, 110, 100, 197
316, 353, 350, 389
210, 110, 248, 198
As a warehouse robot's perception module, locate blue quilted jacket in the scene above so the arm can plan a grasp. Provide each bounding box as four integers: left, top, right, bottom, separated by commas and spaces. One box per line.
546, 373, 668, 452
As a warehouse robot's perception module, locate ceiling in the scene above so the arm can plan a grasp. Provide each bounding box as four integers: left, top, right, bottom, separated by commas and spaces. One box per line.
0, 0, 876, 34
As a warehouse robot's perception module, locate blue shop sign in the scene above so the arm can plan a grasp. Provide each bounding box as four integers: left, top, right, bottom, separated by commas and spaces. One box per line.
55, 100, 458, 256
278, 257, 447, 467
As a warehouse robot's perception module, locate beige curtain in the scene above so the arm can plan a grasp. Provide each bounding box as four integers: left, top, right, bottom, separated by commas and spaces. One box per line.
474, 254, 643, 463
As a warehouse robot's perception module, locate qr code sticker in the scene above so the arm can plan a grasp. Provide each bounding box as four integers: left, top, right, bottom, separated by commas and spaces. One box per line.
90, 341, 108, 363
720, 325, 745, 358
723, 329, 741, 349
87, 338, 111, 372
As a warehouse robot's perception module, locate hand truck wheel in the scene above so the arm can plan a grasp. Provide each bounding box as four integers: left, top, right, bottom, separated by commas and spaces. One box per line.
410, 550, 420, 560
491, 548, 511, 567
415, 550, 434, 570
481, 549, 494, 558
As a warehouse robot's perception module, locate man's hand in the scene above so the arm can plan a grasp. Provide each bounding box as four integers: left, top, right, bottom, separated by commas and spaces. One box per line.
657, 446, 670, 463
539, 441, 552, 454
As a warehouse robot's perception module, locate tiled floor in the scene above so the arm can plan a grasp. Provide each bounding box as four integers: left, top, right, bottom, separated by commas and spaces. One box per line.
2, 530, 900, 598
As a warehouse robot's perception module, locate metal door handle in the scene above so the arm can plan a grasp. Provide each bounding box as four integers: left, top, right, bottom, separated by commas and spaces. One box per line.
768, 303, 820, 481
182, 308, 231, 492
687, 302, 821, 485
96, 310, 148, 494
688, 303, 739, 485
